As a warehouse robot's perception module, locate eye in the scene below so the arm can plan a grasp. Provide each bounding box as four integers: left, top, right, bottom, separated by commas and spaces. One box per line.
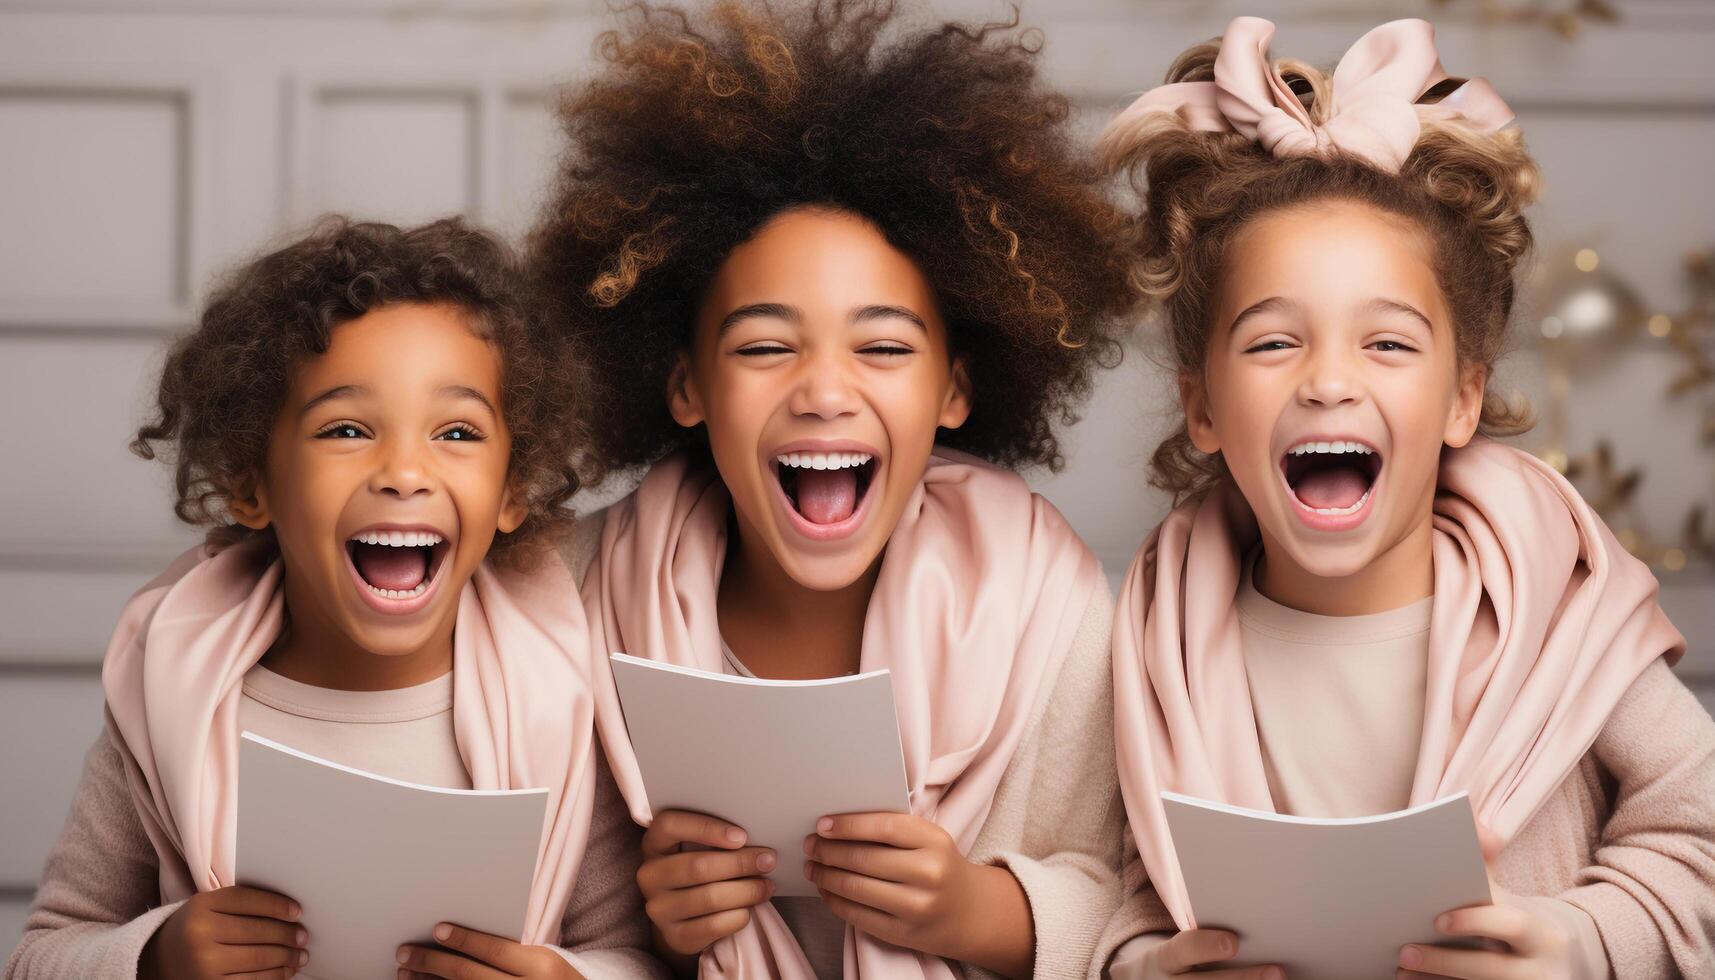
434, 423, 485, 442
314, 422, 368, 439
735, 344, 793, 357
1367, 340, 1419, 353
1244, 340, 1295, 354
858, 344, 913, 357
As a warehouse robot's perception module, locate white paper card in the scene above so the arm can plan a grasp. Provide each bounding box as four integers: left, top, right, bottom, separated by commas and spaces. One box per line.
609, 652, 910, 897
1162, 791, 1492, 980
237, 731, 547, 980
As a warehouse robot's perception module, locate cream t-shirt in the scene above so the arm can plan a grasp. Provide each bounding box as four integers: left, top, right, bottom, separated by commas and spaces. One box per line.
1237, 560, 1432, 818
239, 664, 470, 788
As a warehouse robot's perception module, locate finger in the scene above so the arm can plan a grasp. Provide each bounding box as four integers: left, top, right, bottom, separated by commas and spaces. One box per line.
207, 886, 301, 922
641, 846, 777, 893
1434, 905, 1541, 955
213, 913, 308, 948
1475, 822, 1506, 864
1399, 943, 1527, 979
807, 861, 921, 919
644, 810, 748, 856
649, 877, 775, 925
212, 943, 304, 975
815, 812, 935, 849
803, 836, 917, 883
667, 908, 753, 954
396, 944, 511, 980
1156, 929, 1241, 973
818, 887, 901, 944
429, 923, 532, 973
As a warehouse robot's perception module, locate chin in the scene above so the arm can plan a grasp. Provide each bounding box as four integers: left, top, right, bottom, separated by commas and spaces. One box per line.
1282, 544, 1377, 581
770, 535, 886, 593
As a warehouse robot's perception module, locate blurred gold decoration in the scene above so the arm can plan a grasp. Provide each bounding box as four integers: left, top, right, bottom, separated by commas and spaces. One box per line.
1659, 250, 1715, 410
1562, 441, 1642, 513
1534, 246, 1715, 572
1534, 246, 1647, 350
1429, 0, 1619, 39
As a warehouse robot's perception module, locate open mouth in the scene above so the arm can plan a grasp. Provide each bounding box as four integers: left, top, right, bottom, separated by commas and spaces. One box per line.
1280, 440, 1382, 518
772, 451, 877, 530
345, 528, 451, 606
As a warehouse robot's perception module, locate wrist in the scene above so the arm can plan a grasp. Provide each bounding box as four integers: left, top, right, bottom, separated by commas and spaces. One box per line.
137, 932, 165, 980
949, 862, 1034, 978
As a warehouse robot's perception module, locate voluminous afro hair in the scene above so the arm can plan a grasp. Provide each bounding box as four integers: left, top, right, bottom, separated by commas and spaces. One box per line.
529, 0, 1139, 486
133, 216, 585, 567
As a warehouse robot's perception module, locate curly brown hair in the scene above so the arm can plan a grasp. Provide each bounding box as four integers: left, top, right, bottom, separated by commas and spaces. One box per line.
132, 216, 584, 566
1102, 40, 1541, 501
528, 0, 1139, 484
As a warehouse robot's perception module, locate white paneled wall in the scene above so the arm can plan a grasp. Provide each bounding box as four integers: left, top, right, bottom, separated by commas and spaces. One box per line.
2, 0, 1712, 957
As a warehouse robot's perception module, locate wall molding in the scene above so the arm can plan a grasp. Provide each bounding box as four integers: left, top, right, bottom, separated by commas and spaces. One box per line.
0, 70, 218, 334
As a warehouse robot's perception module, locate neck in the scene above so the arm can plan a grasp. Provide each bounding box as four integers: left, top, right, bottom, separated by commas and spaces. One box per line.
717, 513, 879, 680
1254, 514, 1435, 617
261, 573, 454, 691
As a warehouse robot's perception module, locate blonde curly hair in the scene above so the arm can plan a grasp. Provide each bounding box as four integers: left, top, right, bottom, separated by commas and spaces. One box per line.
1104, 40, 1541, 501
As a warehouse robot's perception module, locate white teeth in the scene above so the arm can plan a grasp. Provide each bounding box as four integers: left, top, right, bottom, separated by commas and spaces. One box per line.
775, 452, 874, 471
350, 530, 445, 547
365, 580, 429, 600
1306, 486, 1374, 516
1287, 440, 1375, 456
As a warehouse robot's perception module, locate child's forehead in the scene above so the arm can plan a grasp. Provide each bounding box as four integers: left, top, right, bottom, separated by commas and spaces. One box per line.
289, 301, 503, 399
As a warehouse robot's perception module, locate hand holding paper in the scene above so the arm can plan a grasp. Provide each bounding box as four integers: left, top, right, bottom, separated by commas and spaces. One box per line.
805, 812, 1034, 977
140, 885, 309, 980
635, 810, 778, 957
397, 922, 583, 980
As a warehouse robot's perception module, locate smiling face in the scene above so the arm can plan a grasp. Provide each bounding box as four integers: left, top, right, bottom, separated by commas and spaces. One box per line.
1184, 199, 1484, 588
669, 207, 971, 592
229, 301, 525, 663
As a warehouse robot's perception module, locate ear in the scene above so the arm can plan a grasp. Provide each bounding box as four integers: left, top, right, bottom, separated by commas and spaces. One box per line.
1443, 361, 1486, 449
666, 350, 705, 429
938, 356, 973, 430
1180, 370, 1222, 454
224, 470, 272, 531
496, 481, 529, 535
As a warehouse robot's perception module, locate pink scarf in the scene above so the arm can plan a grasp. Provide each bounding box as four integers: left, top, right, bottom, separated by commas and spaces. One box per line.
583, 449, 1101, 979
100, 538, 598, 945
1113, 438, 1686, 928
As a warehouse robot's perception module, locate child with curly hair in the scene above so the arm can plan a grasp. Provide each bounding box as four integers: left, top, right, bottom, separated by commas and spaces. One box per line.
529, 2, 1140, 976
6, 218, 667, 980
1095, 18, 1715, 980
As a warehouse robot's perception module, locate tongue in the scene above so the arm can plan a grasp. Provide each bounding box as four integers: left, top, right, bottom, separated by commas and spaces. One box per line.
794, 468, 859, 525
352, 543, 429, 591
1293, 466, 1370, 510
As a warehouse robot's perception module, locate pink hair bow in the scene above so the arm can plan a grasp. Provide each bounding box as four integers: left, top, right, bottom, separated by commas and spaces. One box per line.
1111, 17, 1514, 172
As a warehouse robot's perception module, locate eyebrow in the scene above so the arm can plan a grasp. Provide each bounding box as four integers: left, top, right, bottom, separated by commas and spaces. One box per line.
297, 383, 498, 419
852, 304, 927, 332
439, 384, 499, 417
298, 384, 365, 418
1361, 297, 1434, 331
716, 302, 929, 334
718, 302, 801, 334
1228, 296, 1300, 334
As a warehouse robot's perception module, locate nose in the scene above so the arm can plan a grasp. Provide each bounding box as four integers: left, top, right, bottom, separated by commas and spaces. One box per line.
1296, 347, 1364, 408
786, 349, 862, 420
368, 436, 434, 498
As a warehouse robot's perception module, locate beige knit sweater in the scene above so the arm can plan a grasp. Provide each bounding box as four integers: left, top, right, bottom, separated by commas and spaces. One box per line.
5, 677, 668, 979
1092, 656, 1715, 979
568, 509, 1129, 980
